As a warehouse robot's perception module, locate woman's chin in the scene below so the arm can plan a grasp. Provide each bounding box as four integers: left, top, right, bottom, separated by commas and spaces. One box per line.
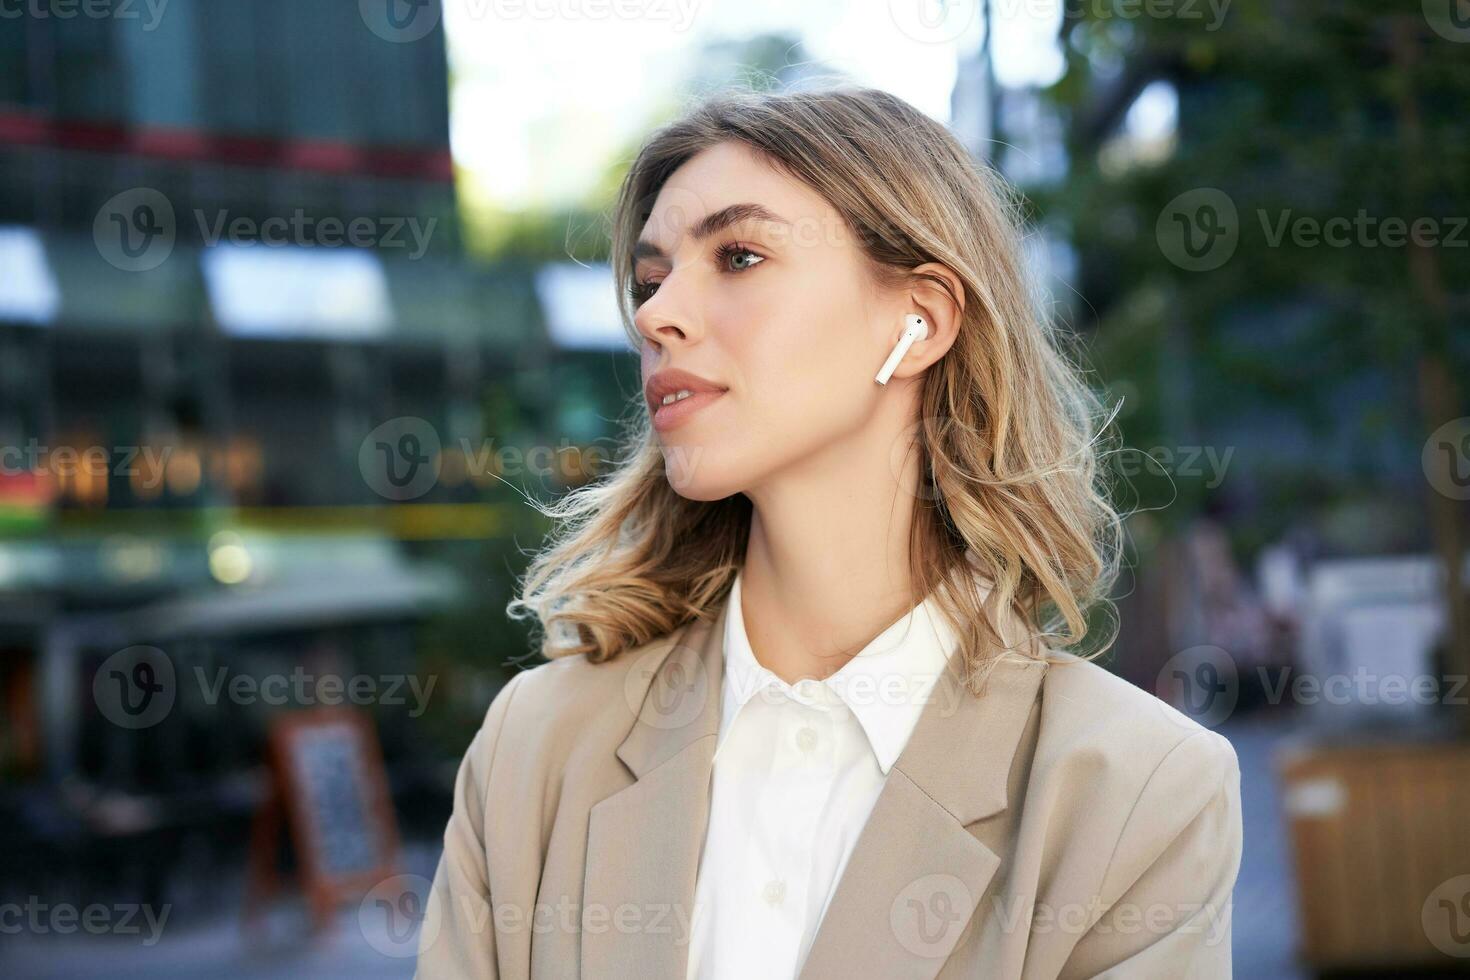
658, 451, 746, 501
663, 472, 740, 502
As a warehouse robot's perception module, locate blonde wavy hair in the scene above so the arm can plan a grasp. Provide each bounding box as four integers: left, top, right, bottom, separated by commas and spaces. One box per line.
507, 84, 1123, 693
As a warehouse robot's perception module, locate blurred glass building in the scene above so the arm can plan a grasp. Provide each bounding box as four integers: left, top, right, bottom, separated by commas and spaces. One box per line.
0, 0, 565, 924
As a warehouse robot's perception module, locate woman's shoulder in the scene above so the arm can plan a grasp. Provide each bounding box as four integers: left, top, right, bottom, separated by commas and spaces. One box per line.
1030, 650, 1240, 807
462, 627, 688, 771
499, 627, 684, 714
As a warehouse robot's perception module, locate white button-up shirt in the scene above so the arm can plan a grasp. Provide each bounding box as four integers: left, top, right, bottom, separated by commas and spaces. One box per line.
684, 569, 961, 979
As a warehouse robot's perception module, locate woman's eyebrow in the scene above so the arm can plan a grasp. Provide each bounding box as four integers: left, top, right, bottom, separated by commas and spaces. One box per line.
633, 202, 790, 260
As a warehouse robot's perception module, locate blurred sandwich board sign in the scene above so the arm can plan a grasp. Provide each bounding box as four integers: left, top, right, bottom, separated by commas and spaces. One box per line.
247, 707, 400, 931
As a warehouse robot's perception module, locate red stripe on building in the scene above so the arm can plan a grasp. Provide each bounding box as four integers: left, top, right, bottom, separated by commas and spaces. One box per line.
0, 110, 454, 181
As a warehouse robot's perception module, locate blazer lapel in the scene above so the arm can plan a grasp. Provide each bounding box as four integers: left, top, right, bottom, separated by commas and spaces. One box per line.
581, 601, 728, 979
796, 648, 1047, 980
580, 590, 1047, 980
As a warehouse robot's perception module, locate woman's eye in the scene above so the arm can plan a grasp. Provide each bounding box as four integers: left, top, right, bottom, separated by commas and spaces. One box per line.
630, 245, 761, 306
629, 280, 658, 305
717, 244, 764, 272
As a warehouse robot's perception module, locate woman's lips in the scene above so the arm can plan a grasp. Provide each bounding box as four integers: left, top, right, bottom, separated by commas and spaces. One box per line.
652, 389, 726, 432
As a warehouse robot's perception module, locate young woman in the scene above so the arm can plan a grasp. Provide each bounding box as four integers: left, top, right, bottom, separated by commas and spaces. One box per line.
416, 85, 1242, 980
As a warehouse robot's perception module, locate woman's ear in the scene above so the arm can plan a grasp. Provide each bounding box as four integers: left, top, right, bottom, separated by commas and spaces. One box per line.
901, 261, 965, 371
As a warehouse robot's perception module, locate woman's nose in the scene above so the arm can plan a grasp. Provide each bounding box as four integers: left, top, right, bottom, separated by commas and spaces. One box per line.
635, 278, 701, 349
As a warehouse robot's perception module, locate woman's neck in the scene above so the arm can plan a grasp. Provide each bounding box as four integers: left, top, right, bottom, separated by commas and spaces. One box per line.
737, 420, 926, 685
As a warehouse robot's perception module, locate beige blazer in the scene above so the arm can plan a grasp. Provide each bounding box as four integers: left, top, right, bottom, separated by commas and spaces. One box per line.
415, 594, 1242, 979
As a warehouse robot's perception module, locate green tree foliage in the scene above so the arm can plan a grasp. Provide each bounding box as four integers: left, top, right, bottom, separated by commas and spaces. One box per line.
1027, 0, 1468, 540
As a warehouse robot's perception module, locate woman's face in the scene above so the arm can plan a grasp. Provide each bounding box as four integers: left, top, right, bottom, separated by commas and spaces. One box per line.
633, 140, 912, 502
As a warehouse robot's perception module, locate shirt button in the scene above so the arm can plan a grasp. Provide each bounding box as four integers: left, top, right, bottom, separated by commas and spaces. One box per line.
793, 678, 820, 702
796, 726, 819, 752
762, 879, 786, 906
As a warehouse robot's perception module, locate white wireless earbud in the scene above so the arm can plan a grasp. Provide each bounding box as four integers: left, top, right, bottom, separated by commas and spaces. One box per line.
874, 314, 928, 385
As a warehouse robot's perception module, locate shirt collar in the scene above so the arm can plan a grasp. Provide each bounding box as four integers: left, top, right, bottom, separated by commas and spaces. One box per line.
715, 568, 961, 776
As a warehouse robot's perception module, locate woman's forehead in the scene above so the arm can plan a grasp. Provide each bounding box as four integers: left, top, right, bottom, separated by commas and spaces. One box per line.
657, 144, 825, 217
639, 143, 840, 253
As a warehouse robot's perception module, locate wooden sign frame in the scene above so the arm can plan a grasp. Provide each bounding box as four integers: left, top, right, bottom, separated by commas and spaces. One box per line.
246, 706, 401, 932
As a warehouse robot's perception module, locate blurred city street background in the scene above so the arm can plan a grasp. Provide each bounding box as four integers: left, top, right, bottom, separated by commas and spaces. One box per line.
2, 1, 1469, 977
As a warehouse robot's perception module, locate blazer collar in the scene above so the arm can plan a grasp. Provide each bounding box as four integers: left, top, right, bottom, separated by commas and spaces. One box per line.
583, 585, 1047, 979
